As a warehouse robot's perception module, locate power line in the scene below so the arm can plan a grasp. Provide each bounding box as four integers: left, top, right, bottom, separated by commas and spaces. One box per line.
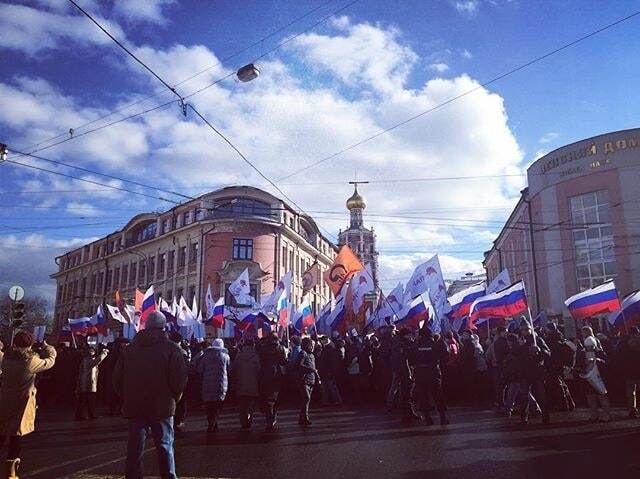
2, 159, 180, 205
276, 9, 640, 181
8, 148, 194, 201
16, 0, 357, 160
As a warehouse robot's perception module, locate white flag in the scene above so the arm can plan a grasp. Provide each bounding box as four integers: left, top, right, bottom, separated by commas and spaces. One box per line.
106, 304, 128, 324
191, 295, 199, 319
229, 268, 251, 305
379, 282, 405, 320
487, 268, 511, 294
404, 255, 448, 322
178, 296, 196, 326
205, 284, 216, 322
349, 265, 375, 314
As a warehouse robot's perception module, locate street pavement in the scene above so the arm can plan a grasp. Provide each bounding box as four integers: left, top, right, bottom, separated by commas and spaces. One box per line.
19, 405, 640, 478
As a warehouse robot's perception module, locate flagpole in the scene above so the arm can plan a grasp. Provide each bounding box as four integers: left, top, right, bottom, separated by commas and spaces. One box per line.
615, 289, 629, 335
522, 281, 537, 347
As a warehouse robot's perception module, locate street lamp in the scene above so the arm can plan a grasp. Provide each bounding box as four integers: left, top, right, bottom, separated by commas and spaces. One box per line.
237, 64, 260, 82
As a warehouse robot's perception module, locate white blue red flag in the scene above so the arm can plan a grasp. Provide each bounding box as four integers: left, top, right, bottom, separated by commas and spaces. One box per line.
448, 282, 486, 319
395, 295, 429, 330
294, 297, 315, 333
564, 281, 620, 321
68, 317, 93, 335
469, 281, 528, 327
90, 304, 108, 335
329, 296, 347, 333
140, 285, 156, 329
608, 290, 640, 329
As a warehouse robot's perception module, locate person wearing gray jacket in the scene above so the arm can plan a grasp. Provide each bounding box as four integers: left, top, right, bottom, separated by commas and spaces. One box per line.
112, 311, 188, 479
75, 347, 108, 420
197, 339, 231, 432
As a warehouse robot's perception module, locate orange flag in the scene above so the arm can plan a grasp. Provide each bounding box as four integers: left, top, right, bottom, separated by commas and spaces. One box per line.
135, 289, 144, 312
323, 245, 364, 296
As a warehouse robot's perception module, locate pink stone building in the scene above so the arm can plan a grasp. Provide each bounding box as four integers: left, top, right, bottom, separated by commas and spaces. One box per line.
51, 186, 336, 332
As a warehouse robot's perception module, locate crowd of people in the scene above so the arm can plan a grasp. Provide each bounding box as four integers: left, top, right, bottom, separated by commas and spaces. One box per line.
0, 310, 639, 478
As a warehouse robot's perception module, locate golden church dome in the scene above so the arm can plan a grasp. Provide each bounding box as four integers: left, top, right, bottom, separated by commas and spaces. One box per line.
346, 185, 366, 210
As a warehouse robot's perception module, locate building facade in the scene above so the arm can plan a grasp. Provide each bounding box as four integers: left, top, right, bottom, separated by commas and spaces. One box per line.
51, 186, 337, 331
484, 128, 640, 335
338, 184, 379, 288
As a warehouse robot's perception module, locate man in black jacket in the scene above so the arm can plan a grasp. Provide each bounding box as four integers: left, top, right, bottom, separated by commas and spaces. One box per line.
392, 328, 421, 424
258, 334, 287, 431
411, 327, 449, 425
517, 323, 551, 425
113, 312, 188, 479
296, 338, 321, 426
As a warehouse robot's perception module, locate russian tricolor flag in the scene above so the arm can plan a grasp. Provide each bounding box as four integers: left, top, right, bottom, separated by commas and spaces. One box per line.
447, 282, 486, 319
68, 317, 94, 335
564, 281, 621, 321
469, 281, 528, 326
608, 290, 640, 329
140, 285, 156, 329
295, 299, 315, 333
395, 295, 429, 329
276, 290, 289, 327
211, 297, 225, 328
59, 325, 72, 342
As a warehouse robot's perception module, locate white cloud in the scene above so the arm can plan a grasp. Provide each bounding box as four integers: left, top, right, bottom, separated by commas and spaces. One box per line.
538, 132, 559, 144
0, 18, 525, 297
0, 3, 127, 56
113, 0, 175, 25
288, 18, 418, 95
66, 202, 102, 217
454, 0, 480, 15
429, 63, 450, 73
462, 49, 473, 59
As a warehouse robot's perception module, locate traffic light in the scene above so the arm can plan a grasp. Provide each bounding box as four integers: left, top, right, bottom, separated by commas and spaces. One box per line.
13, 301, 25, 320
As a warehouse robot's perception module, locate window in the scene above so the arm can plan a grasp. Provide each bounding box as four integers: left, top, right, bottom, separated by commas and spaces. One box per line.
189, 242, 198, 265
571, 190, 616, 291
97, 272, 104, 293
212, 198, 275, 219
106, 269, 112, 290
148, 256, 155, 281
122, 265, 128, 287
183, 211, 192, 226
80, 277, 87, 297
158, 253, 166, 275
168, 250, 175, 274
129, 263, 137, 287
178, 246, 187, 269
282, 246, 287, 268
188, 285, 196, 305
113, 268, 120, 288
233, 239, 253, 260
135, 222, 157, 244
163, 218, 171, 234
138, 260, 146, 285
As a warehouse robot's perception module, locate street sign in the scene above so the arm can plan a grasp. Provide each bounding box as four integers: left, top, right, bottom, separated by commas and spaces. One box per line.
8, 285, 24, 302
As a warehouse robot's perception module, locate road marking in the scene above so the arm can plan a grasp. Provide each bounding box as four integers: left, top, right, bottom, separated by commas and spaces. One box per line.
27, 449, 121, 476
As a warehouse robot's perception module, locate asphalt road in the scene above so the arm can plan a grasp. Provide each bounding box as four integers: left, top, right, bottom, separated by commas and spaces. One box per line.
18, 406, 640, 479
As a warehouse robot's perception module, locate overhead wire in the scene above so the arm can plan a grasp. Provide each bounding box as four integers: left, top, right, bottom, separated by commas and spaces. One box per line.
276, 9, 640, 181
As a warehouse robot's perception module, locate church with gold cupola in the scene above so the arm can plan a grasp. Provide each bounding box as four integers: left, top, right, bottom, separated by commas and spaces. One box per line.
338, 182, 379, 288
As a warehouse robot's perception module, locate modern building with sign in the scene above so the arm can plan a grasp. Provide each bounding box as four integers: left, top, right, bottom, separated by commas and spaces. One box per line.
51, 186, 336, 332
484, 128, 640, 335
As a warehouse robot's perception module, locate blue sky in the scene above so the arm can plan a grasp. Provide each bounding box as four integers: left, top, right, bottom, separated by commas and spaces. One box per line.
1, 0, 640, 301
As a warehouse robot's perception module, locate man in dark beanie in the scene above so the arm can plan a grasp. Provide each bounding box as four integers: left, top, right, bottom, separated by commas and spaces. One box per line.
113, 311, 188, 479
0, 332, 56, 478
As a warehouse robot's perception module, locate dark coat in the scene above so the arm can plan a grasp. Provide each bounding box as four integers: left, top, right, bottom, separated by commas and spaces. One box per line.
258, 341, 287, 398
391, 337, 413, 382
197, 347, 231, 402
410, 336, 448, 381
112, 329, 188, 419
232, 347, 261, 398
318, 343, 344, 380
621, 334, 640, 379
516, 335, 550, 382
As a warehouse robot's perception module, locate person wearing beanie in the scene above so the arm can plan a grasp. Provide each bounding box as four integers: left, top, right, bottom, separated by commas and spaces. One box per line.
113, 310, 188, 479
197, 338, 231, 432
0, 332, 57, 479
